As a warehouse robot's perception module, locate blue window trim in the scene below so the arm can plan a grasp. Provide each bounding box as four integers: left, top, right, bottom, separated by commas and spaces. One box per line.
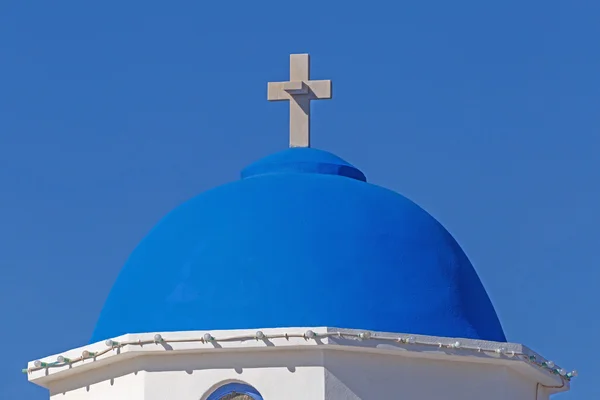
206, 383, 263, 400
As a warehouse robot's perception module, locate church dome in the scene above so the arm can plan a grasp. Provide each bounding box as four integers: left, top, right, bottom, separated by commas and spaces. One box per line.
90, 147, 506, 343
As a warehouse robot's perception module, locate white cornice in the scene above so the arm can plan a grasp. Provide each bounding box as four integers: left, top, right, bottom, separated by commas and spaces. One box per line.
26, 327, 570, 393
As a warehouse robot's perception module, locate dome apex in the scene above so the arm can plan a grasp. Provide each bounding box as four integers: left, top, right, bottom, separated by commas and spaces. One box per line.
241, 148, 366, 182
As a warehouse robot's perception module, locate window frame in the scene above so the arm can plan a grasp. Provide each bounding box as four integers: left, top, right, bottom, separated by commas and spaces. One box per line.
206, 382, 263, 400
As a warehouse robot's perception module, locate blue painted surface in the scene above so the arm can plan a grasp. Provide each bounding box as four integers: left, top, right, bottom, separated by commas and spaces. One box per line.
91, 148, 506, 343
242, 147, 367, 182
206, 383, 263, 400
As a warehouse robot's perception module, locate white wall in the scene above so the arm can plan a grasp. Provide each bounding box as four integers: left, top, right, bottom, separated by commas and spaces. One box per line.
45, 348, 550, 400
145, 350, 324, 400
323, 351, 545, 400
49, 358, 146, 400
47, 349, 325, 400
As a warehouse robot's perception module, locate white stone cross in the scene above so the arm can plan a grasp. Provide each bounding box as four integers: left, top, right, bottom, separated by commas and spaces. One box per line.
268, 54, 332, 148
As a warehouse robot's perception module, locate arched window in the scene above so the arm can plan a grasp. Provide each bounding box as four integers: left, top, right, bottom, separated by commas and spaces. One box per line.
206, 382, 263, 400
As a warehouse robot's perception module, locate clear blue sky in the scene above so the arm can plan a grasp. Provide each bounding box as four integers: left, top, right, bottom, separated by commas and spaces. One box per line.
1, 1, 597, 398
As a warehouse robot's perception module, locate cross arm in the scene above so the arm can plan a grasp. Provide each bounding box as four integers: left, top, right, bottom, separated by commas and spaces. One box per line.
267, 80, 332, 101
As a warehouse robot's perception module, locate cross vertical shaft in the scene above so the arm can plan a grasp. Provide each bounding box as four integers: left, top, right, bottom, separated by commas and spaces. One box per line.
267, 54, 332, 148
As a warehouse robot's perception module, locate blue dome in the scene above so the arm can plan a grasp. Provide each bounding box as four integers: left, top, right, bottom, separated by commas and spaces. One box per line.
91, 148, 506, 343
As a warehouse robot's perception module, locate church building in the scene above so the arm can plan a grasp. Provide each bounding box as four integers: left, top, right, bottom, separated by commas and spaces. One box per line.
25, 54, 574, 400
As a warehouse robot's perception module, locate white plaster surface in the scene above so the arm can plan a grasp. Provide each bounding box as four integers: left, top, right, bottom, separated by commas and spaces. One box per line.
323, 350, 548, 400
27, 327, 568, 400
47, 351, 324, 400
48, 359, 145, 400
